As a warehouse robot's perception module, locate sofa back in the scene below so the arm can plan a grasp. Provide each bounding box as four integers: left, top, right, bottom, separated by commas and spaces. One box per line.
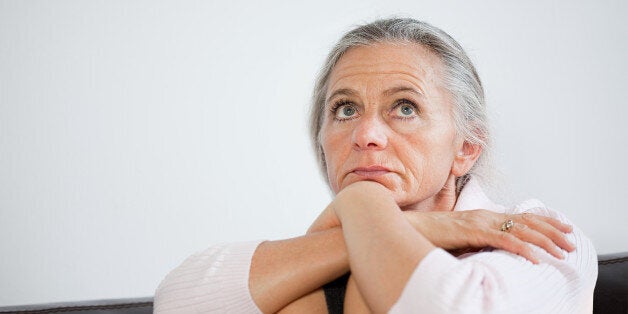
1, 252, 626, 313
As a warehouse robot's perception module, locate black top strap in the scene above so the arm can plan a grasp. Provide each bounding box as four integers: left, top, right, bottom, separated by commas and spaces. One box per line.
323, 273, 350, 314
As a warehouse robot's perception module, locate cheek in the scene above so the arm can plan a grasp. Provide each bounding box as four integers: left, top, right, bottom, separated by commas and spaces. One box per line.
320, 127, 348, 192
425, 138, 458, 182
401, 129, 457, 178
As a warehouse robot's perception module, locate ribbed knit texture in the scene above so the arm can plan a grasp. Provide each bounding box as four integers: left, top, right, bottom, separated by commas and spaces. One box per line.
154, 241, 263, 313
154, 177, 597, 313
389, 179, 598, 314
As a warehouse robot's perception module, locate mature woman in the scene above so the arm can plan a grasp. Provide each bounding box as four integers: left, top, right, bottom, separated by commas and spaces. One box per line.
154, 18, 597, 313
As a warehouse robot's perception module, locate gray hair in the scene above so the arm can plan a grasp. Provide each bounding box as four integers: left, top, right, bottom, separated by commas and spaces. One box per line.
308, 18, 491, 192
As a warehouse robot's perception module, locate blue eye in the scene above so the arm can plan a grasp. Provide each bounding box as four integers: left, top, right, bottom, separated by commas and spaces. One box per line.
341, 106, 356, 117
399, 105, 414, 115
333, 103, 358, 120
392, 100, 418, 118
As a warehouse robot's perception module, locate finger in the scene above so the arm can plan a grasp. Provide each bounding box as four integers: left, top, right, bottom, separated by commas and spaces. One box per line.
510, 223, 565, 259
519, 214, 576, 252
488, 231, 540, 264
522, 212, 572, 233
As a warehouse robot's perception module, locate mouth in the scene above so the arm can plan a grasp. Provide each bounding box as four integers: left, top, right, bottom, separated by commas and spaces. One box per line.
351, 165, 392, 178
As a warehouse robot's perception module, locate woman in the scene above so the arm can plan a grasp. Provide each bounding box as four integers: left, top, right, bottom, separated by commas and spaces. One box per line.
154, 18, 597, 313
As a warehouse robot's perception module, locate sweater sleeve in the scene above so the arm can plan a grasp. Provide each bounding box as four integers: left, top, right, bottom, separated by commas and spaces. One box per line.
390, 201, 598, 314
154, 240, 264, 314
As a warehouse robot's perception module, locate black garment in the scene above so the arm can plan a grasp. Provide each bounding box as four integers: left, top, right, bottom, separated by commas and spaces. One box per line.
323, 273, 350, 314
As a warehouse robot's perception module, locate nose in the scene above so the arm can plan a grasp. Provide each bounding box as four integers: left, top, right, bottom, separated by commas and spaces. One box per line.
351, 114, 388, 150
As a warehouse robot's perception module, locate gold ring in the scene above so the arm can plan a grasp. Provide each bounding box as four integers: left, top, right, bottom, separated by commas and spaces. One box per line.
500, 219, 514, 232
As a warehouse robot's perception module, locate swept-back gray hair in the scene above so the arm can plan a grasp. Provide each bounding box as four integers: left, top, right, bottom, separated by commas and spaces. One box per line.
309, 18, 490, 192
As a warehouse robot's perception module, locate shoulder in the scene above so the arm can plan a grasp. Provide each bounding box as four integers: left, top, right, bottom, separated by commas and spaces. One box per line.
508, 198, 564, 219
476, 198, 597, 311
508, 198, 592, 244
508, 198, 598, 285
507, 197, 596, 257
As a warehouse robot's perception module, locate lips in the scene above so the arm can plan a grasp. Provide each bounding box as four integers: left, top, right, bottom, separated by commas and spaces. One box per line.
351, 165, 392, 177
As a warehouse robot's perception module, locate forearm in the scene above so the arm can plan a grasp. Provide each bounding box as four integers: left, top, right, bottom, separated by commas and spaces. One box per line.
335, 183, 435, 313
250, 227, 349, 313
390, 206, 598, 313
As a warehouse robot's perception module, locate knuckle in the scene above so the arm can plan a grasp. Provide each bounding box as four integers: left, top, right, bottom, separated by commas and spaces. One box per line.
500, 232, 515, 243
519, 245, 532, 257
513, 223, 528, 232
540, 237, 554, 248
478, 209, 493, 218
512, 241, 529, 255
544, 227, 563, 241
549, 229, 564, 241
521, 213, 536, 223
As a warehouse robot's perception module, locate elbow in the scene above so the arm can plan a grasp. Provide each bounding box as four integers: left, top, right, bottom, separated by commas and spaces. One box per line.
441, 263, 503, 313
153, 271, 183, 313
153, 277, 175, 313
391, 257, 503, 314
152, 246, 227, 313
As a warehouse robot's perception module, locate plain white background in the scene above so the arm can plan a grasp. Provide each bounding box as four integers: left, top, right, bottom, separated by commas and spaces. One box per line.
1, 0, 626, 306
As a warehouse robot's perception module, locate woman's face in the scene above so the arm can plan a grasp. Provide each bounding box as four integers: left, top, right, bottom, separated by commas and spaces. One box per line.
320, 42, 476, 211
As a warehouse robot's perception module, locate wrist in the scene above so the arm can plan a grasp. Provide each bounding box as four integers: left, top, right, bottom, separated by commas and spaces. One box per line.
334, 181, 396, 222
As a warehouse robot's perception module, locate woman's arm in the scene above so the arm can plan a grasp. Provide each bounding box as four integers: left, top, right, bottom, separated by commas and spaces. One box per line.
249, 227, 348, 313
154, 241, 264, 313
390, 217, 597, 313
154, 228, 349, 314
333, 181, 434, 313
333, 182, 597, 313
155, 183, 578, 313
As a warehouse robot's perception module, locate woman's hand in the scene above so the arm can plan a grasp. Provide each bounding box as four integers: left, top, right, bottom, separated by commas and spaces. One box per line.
308, 186, 575, 264
308, 183, 575, 264
405, 209, 576, 264
306, 181, 578, 312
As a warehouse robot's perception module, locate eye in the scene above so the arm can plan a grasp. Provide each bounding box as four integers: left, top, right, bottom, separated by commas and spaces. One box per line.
331, 101, 359, 120
391, 100, 419, 119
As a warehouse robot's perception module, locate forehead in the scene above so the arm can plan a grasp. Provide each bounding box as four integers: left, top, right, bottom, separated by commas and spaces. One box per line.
327, 42, 446, 95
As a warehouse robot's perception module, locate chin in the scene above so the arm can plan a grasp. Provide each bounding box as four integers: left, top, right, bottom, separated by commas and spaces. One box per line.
340, 175, 394, 191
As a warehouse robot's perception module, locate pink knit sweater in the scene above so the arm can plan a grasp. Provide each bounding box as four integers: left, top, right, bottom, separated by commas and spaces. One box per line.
154, 178, 597, 313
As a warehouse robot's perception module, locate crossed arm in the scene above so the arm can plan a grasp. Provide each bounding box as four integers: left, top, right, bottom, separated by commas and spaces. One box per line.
250, 181, 581, 313
154, 178, 593, 313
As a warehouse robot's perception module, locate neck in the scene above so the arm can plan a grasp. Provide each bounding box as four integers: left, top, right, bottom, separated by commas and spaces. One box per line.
401, 173, 459, 212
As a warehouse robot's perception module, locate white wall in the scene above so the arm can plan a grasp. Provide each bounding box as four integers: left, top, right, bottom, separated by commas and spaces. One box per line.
1, 0, 626, 306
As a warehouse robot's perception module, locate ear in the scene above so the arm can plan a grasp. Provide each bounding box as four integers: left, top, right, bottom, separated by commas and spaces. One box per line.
451, 140, 482, 177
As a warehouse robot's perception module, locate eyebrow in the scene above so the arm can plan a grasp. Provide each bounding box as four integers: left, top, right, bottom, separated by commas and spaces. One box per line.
326, 86, 424, 104
383, 86, 424, 97
326, 88, 358, 104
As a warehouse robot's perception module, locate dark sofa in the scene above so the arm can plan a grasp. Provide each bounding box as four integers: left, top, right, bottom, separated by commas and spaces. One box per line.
1, 252, 626, 314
